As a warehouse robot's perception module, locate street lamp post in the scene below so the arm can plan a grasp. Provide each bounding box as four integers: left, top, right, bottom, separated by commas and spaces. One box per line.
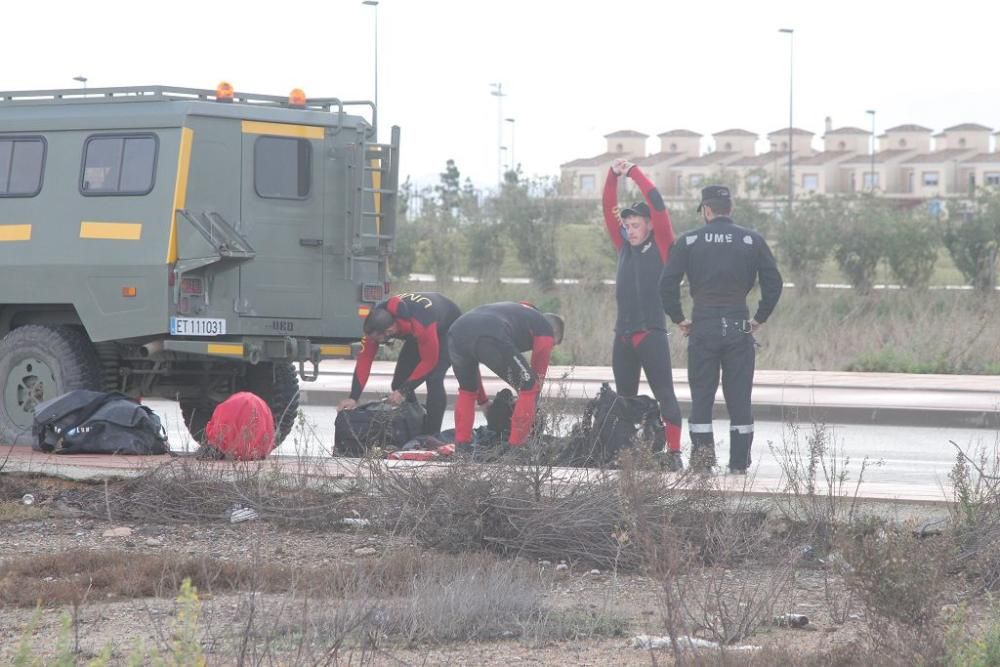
778, 28, 794, 214
866, 109, 876, 192
490, 83, 506, 187
73, 75, 88, 94
362, 1, 379, 134
505, 117, 516, 174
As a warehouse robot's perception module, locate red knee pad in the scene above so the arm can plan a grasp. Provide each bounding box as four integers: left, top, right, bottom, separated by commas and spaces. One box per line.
454, 389, 478, 444
666, 421, 682, 453
509, 387, 540, 446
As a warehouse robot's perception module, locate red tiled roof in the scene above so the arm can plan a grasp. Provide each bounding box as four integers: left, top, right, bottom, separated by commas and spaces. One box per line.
901, 148, 977, 165
657, 129, 702, 138
963, 152, 1000, 164
824, 126, 870, 136
636, 151, 687, 166
842, 149, 917, 165
795, 151, 854, 166
713, 129, 757, 137
944, 123, 992, 132
604, 130, 648, 138
884, 124, 932, 133
560, 151, 625, 168
767, 127, 814, 137
674, 151, 741, 168
729, 151, 788, 168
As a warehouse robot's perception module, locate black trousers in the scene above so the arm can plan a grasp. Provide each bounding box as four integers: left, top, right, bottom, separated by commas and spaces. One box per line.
450, 336, 537, 393
687, 317, 756, 470
392, 333, 452, 435
611, 329, 682, 428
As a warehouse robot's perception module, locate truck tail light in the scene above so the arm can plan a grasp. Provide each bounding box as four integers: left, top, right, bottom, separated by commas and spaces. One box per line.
361, 283, 384, 303
181, 277, 203, 295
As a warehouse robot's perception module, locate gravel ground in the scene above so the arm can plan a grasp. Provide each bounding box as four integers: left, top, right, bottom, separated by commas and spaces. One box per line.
0, 475, 885, 665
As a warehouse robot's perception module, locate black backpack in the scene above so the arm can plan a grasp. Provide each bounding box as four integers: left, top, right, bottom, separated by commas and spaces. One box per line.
334, 399, 426, 456
32, 390, 169, 455
485, 388, 516, 440
559, 383, 663, 467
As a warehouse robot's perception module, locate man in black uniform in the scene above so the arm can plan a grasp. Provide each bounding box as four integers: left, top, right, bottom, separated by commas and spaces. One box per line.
659, 186, 782, 473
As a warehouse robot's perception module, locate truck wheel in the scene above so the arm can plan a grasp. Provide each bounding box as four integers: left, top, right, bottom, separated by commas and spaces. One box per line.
179, 399, 213, 445
180, 362, 300, 449
244, 361, 300, 446
0, 325, 101, 446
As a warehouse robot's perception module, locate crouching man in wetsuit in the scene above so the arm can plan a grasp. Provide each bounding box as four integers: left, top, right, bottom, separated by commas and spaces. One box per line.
659, 186, 783, 473
603, 157, 685, 471
337, 292, 462, 436
448, 302, 565, 452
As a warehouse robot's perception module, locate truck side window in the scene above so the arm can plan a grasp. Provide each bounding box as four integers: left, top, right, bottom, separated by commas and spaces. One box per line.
254, 136, 311, 199
0, 137, 46, 197
81, 134, 157, 195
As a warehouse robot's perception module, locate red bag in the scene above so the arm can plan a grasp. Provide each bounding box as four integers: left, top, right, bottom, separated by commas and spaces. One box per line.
205, 392, 276, 460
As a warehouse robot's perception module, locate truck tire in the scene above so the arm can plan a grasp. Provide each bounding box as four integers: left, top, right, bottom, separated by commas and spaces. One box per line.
180, 362, 300, 449
0, 325, 101, 446
244, 361, 300, 447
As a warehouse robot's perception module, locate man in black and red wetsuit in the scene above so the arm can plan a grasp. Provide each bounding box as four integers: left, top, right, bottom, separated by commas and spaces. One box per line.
448, 302, 564, 452
603, 157, 684, 471
337, 292, 461, 436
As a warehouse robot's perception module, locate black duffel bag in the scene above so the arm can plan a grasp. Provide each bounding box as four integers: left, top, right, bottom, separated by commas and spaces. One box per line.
558, 382, 663, 467
32, 390, 169, 455
334, 399, 426, 456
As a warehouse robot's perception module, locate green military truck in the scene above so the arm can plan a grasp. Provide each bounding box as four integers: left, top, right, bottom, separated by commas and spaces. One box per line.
0, 84, 399, 446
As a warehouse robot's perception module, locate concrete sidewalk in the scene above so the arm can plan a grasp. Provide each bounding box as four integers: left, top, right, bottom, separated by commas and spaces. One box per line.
301, 361, 1000, 428
0, 446, 953, 506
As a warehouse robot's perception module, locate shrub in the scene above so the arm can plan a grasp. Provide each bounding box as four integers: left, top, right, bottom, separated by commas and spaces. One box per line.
777, 196, 843, 292
833, 195, 893, 294
943, 196, 1000, 292
885, 208, 941, 289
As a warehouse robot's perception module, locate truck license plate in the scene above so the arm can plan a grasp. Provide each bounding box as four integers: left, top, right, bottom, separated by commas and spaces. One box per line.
170, 317, 227, 336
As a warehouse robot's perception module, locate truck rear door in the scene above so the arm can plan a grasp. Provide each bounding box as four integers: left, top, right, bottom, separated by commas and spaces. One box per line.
239, 123, 325, 319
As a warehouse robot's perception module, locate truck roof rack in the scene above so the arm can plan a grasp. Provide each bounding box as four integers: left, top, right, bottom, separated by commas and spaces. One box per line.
0, 84, 372, 116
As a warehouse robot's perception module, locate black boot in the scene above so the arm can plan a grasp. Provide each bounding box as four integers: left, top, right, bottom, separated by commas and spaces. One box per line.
728, 427, 753, 473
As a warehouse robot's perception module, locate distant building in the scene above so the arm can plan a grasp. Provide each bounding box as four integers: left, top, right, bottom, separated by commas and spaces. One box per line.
559, 120, 998, 201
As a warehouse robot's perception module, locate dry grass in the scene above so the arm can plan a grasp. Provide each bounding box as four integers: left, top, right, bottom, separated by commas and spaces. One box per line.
0, 501, 50, 522
0, 546, 442, 608
395, 279, 1000, 373
60, 456, 357, 529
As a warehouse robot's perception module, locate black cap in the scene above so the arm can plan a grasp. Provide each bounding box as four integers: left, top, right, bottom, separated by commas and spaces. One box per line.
619, 201, 651, 219
697, 185, 731, 212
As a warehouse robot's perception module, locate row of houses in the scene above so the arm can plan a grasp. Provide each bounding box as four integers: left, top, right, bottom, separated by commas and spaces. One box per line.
559, 121, 1000, 201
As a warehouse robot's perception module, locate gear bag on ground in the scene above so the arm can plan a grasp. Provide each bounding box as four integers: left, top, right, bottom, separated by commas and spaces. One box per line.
203, 391, 276, 460
32, 390, 168, 455
559, 382, 664, 467
334, 399, 426, 456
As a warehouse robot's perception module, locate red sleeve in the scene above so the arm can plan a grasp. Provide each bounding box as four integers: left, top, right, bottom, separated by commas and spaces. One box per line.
530, 335, 554, 384
350, 335, 379, 400
627, 166, 675, 263
602, 168, 623, 251
397, 321, 439, 391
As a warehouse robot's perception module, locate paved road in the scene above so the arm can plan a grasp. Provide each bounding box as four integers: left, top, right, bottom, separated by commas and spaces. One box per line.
141, 400, 994, 503
300, 361, 1000, 428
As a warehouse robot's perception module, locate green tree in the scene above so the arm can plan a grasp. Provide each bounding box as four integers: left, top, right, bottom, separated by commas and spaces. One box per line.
493, 177, 560, 290
884, 207, 941, 290
777, 196, 842, 292
943, 193, 1000, 292
833, 195, 892, 294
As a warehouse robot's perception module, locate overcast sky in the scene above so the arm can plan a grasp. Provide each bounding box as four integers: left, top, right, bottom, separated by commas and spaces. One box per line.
3, 0, 997, 189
